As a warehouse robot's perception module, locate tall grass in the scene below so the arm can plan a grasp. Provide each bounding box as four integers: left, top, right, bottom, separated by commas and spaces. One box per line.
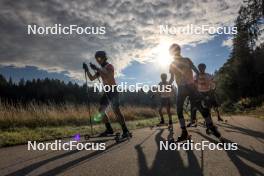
0, 101, 175, 129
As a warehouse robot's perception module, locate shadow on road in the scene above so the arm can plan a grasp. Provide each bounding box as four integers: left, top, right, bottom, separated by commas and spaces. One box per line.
218, 122, 264, 142
192, 131, 264, 176
5, 139, 119, 176
135, 128, 201, 176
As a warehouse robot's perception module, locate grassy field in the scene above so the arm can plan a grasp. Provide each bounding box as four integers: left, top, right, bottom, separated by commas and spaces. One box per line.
0, 102, 174, 129
0, 102, 179, 147
1, 102, 263, 147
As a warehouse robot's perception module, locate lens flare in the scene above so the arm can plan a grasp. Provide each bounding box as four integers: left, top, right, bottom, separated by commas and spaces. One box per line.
92, 113, 104, 123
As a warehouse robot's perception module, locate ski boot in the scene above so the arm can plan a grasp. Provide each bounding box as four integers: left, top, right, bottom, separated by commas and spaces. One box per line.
157, 119, 165, 126
218, 117, 224, 122
121, 131, 132, 138
175, 130, 191, 143
168, 121, 173, 131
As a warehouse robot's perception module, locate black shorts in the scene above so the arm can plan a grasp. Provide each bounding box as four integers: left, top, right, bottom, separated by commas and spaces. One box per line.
200, 91, 219, 107
99, 91, 120, 109
159, 97, 172, 108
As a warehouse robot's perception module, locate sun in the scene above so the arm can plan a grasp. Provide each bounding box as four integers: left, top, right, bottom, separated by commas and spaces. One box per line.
153, 40, 172, 68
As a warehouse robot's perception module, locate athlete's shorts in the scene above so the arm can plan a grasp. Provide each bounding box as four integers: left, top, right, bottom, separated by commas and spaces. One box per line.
99, 91, 120, 110
159, 97, 172, 108
200, 91, 219, 108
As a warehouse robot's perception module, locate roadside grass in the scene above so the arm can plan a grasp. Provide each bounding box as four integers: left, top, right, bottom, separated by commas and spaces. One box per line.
227, 106, 264, 120
1, 101, 263, 147
0, 115, 179, 147
0, 102, 176, 129
0, 102, 180, 147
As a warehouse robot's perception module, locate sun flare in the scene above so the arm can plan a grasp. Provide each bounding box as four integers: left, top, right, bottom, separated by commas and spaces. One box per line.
152, 40, 172, 68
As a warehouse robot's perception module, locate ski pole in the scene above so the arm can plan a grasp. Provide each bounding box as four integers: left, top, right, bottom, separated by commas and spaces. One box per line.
84, 72, 93, 136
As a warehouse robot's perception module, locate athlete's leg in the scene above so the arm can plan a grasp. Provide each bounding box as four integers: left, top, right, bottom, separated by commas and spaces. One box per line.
187, 107, 197, 127
111, 92, 129, 133
158, 99, 165, 124
166, 98, 172, 125
99, 94, 113, 135
189, 85, 221, 138
214, 107, 223, 121
177, 85, 188, 130
208, 91, 223, 121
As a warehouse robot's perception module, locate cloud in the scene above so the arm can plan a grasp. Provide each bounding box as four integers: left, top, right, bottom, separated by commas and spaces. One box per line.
0, 0, 243, 81
222, 37, 233, 49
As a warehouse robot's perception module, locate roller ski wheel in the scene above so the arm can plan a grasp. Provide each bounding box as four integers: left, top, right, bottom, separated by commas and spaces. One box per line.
114, 132, 121, 142
84, 132, 119, 141
84, 134, 90, 140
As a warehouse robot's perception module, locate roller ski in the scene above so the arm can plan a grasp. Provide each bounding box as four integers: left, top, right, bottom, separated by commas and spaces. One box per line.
84, 129, 121, 142
115, 131, 132, 143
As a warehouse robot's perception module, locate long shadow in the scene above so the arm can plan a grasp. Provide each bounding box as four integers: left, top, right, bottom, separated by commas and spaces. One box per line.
38, 141, 121, 176
0, 150, 58, 170
135, 128, 201, 176
6, 149, 81, 176
217, 122, 264, 140
5, 139, 111, 176
192, 131, 264, 176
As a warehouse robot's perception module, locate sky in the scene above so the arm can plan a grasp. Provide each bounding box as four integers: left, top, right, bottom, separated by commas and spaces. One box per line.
0, 0, 244, 85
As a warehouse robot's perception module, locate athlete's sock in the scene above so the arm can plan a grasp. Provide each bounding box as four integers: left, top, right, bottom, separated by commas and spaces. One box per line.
121, 124, 128, 133
204, 116, 213, 126
105, 122, 113, 131
179, 118, 186, 128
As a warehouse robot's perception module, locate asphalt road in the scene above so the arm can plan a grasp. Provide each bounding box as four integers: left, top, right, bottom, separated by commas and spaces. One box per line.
0, 115, 263, 176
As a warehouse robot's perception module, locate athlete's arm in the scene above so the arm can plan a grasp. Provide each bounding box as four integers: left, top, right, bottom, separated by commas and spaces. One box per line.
188, 58, 199, 75
169, 72, 174, 85
192, 65, 199, 75
83, 62, 99, 81
168, 63, 175, 84
85, 69, 99, 81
